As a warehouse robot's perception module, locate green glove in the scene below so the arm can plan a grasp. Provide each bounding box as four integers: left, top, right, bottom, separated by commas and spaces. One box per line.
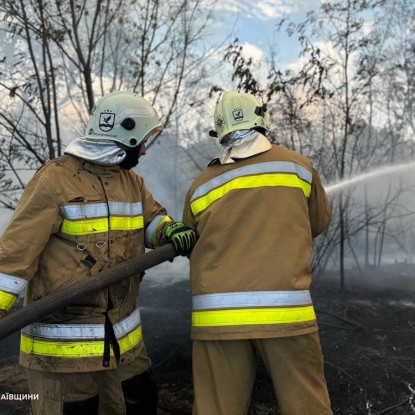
165, 222, 197, 256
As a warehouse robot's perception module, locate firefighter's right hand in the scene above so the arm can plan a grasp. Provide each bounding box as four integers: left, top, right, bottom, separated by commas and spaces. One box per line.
165, 222, 197, 256
0, 309, 7, 319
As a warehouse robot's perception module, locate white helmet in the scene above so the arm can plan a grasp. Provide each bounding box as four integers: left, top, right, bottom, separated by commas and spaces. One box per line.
85, 91, 163, 148
212, 91, 270, 143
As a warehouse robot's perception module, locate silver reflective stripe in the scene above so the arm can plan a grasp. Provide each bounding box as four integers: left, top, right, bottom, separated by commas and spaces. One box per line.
145, 215, 170, 247
21, 308, 141, 340
113, 308, 141, 338
0, 272, 27, 295
191, 161, 312, 202
61, 202, 142, 220
108, 202, 142, 216
192, 290, 312, 310
61, 203, 108, 220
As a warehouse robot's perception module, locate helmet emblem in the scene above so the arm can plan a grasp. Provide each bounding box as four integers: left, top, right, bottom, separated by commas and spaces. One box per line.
232, 108, 244, 121
99, 113, 115, 131
216, 115, 225, 131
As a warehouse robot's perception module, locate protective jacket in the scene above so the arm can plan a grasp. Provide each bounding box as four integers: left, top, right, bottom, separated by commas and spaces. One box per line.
0, 154, 172, 372
182, 144, 331, 340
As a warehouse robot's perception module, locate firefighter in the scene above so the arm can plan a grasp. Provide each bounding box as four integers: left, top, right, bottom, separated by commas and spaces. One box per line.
0, 91, 196, 415
182, 91, 333, 415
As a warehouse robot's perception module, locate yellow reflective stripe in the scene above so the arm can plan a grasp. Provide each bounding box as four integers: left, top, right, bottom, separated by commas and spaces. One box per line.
61, 216, 144, 235
192, 306, 316, 327
151, 216, 172, 248
61, 217, 109, 235
0, 290, 17, 311
191, 174, 312, 216
117, 323, 143, 352
110, 216, 144, 231
20, 325, 142, 358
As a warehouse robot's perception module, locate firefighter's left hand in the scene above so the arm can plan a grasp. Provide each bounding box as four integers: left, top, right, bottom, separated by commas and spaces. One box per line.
0, 309, 7, 319
165, 222, 197, 256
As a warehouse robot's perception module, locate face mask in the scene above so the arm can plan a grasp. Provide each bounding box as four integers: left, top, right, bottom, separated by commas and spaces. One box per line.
119, 145, 141, 170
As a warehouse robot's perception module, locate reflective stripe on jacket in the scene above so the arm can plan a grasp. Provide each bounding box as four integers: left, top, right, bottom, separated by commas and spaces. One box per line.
60, 201, 144, 235
182, 144, 331, 340
21, 308, 142, 359
190, 161, 312, 216
0, 272, 27, 312
0, 154, 173, 372
192, 290, 315, 327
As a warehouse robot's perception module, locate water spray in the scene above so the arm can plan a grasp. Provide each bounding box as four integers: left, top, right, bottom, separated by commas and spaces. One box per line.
325, 161, 415, 195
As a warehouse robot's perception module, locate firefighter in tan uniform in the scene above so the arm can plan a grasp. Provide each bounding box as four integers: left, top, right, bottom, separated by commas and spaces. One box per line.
182, 91, 332, 415
0, 91, 196, 415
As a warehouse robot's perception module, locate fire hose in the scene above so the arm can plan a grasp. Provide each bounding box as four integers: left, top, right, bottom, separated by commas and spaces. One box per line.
0, 243, 177, 341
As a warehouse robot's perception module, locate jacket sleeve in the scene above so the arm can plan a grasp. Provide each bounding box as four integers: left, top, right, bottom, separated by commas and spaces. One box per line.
308, 167, 332, 238
139, 177, 174, 249
182, 189, 197, 231
0, 174, 61, 312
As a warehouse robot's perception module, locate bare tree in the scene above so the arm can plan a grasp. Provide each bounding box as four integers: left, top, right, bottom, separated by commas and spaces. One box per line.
206, 0, 415, 286
0, 0, 218, 210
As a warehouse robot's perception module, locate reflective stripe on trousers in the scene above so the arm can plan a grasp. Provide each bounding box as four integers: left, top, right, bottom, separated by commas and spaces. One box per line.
21, 308, 143, 358
192, 290, 316, 327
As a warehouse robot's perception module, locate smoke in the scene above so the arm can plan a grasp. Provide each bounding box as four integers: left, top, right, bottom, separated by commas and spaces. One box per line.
0, 209, 12, 234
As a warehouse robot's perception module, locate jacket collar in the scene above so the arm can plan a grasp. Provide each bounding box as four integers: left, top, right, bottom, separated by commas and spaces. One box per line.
69, 155, 121, 175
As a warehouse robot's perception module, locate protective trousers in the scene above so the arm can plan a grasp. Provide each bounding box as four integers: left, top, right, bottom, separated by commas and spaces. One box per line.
192, 332, 332, 415
27, 353, 156, 415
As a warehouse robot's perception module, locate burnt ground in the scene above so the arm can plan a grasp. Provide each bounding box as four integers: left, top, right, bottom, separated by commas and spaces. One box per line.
0, 261, 414, 415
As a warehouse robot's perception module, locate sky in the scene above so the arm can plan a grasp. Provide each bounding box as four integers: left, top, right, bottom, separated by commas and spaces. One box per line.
209, 0, 321, 67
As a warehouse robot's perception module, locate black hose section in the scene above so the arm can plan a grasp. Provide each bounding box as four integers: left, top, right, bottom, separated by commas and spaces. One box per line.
0, 244, 177, 341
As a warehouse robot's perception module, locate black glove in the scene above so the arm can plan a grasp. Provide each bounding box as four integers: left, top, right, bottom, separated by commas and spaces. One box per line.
165, 222, 197, 256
